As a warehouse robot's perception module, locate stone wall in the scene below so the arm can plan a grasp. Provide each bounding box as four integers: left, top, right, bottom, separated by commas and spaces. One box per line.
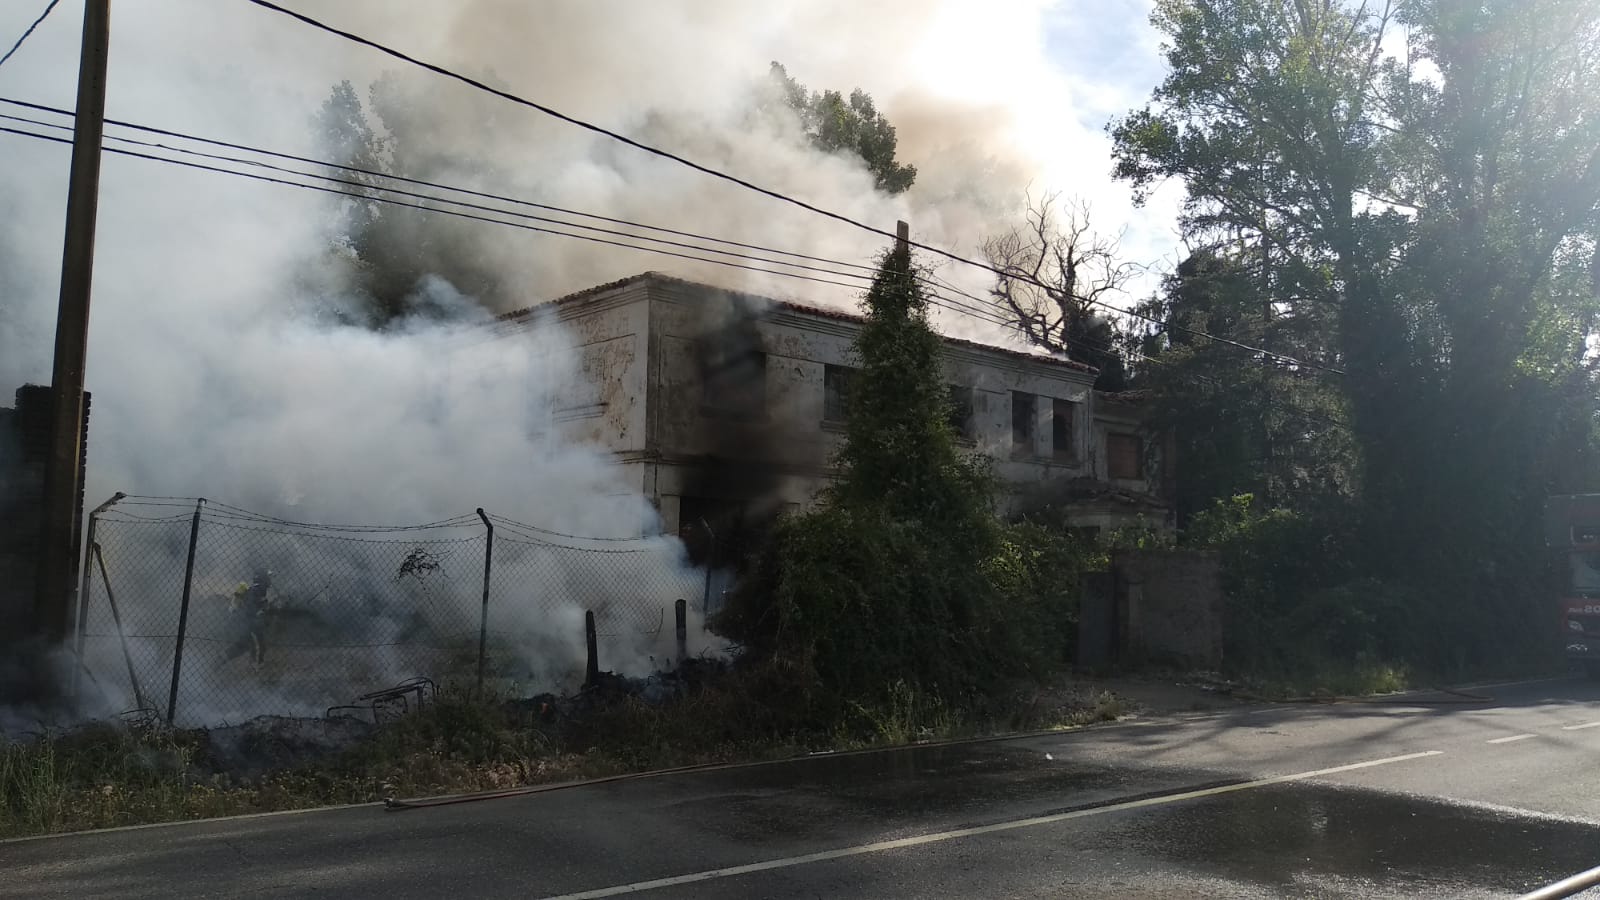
1113, 548, 1223, 670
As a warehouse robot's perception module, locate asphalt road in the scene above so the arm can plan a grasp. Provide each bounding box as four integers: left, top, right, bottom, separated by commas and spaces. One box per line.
7, 677, 1600, 898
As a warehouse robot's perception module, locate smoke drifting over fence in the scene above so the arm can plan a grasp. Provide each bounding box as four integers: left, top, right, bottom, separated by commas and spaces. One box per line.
76, 498, 715, 726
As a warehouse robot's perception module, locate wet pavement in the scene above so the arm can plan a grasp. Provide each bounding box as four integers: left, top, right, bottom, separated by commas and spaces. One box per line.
5, 676, 1600, 898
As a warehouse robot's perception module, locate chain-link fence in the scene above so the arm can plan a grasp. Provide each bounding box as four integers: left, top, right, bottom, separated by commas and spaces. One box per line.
71, 496, 715, 726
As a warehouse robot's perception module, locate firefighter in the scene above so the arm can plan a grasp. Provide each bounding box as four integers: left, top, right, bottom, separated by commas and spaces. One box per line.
226, 568, 274, 667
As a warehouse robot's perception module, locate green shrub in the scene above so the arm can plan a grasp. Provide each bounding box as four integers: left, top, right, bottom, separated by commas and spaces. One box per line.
987, 520, 1096, 675
717, 242, 1092, 706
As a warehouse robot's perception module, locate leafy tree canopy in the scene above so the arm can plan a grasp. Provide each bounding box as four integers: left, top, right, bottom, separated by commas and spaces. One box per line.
770, 62, 917, 195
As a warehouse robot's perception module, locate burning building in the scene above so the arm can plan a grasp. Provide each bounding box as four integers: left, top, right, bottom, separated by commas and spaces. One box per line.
489, 272, 1171, 560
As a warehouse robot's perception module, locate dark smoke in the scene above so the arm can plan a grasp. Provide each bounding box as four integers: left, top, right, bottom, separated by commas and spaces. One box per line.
680, 290, 791, 568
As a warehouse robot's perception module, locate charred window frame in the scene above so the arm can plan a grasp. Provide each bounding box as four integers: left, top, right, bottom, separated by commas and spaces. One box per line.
1051, 398, 1077, 461
947, 385, 975, 443
823, 364, 856, 425
1011, 391, 1035, 458
1107, 432, 1142, 480
700, 345, 767, 419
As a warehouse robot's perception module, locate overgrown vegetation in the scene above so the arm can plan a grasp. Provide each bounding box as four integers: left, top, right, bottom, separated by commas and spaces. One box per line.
1086, 0, 1600, 682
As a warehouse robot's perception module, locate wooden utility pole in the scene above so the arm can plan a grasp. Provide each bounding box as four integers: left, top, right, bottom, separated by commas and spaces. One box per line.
896, 219, 909, 255
35, 0, 111, 647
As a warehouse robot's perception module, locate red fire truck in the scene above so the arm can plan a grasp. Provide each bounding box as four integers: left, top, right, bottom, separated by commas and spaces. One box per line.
1547, 494, 1600, 678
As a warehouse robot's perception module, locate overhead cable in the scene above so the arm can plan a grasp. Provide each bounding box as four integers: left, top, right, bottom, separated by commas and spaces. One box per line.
0, 0, 60, 70
0, 95, 881, 275
0, 124, 870, 292
0, 105, 873, 283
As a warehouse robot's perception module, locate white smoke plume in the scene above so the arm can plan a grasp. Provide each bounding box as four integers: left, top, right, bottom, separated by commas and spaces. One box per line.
0, 1, 1177, 723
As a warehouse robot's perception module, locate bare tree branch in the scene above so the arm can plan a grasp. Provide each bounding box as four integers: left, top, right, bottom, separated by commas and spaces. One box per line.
981, 193, 1140, 367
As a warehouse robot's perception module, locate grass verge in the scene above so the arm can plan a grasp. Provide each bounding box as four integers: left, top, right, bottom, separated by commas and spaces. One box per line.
0, 671, 1128, 840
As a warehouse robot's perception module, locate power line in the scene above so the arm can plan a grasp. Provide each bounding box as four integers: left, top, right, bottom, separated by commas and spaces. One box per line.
2, 113, 1116, 384
0, 123, 874, 294
0, 105, 877, 284
0, 0, 60, 70
1, 118, 1049, 336
2, 100, 1077, 363
0, 95, 883, 276
0, 89, 1108, 360
240, 0, 1342, 375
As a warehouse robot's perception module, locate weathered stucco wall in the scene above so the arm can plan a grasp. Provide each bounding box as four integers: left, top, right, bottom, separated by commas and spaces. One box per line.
642, 275, 1126, 523
489, 273, 1169, 536
493, 279, 651, 456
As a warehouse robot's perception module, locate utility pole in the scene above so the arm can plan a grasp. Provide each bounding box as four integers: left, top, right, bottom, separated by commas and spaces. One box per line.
34, 0, 111, 649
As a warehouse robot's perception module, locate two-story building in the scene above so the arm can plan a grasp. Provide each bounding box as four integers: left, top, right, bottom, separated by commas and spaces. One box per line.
490, 271, 1169, 555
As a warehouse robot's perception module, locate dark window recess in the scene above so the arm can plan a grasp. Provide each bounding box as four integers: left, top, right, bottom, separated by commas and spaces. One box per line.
1051, 399, 1075, 460
1108, 433, 1142, 480
823, 364, 856, 423
947, 386, 975, 441
677, 496, 744, 567
701, 348, 766, 417
1011, 391, 1035, 456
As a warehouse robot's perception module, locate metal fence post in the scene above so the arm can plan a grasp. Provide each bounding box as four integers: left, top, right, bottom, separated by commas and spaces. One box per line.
70, 491, 123, 698
675, 598, 687, 664
92, 541, 146, 710
584, 610, 599, 687
475, 507, 493, 693
166, 498, 204, 725
699, 518, 716, 616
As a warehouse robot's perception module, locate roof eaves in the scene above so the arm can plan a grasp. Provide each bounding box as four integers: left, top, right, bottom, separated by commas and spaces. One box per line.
497, 272, 1099, 374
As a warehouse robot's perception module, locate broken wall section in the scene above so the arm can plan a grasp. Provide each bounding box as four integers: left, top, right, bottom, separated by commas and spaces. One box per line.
1079, 549, 1223, 672
0, 384, 90, 704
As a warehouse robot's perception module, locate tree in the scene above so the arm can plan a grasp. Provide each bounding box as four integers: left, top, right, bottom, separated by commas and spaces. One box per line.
718, 239, 1007, 699
831, 242, 994, 523
1131, 249, 1355, 522
1112, 0, 1600, 669
313, 78, 512, 325
769, 62, 917, 195
982, 194, 1137, 388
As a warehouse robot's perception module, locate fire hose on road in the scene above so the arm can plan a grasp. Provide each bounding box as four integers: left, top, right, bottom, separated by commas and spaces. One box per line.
1518, 863, 1600, 900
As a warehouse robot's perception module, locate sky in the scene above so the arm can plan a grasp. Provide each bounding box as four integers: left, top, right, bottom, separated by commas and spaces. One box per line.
0, 0, 1181, 520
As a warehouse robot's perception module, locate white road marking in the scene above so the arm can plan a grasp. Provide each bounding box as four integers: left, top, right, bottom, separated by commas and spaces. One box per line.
1487, 733, 1538, 744
1451, 675, 1574, 692
533, 750, 1444, 900
1563, 721, 1600, 731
